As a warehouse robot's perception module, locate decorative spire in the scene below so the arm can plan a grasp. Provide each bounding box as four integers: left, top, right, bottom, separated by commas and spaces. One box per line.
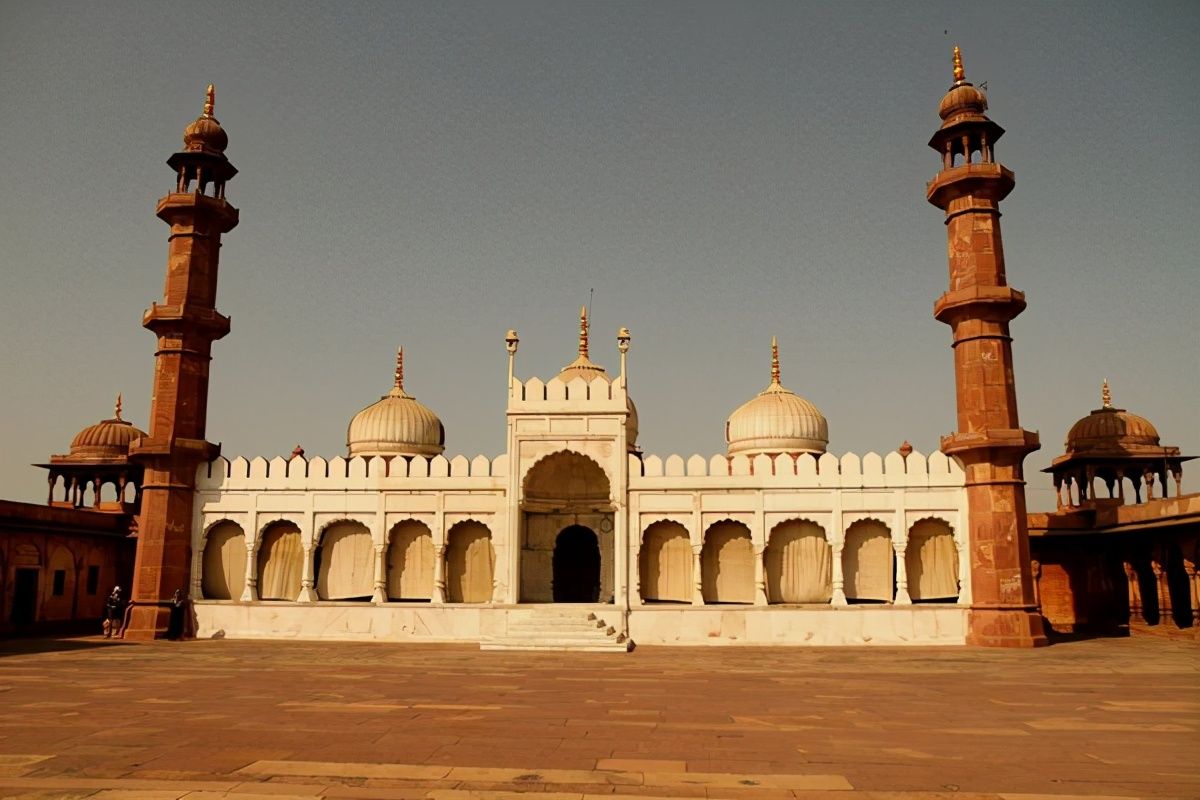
578, 305, 589, 359
770, 336, 781, 385
952, 46, 965, 85
114, 393, 123, 421
394, 347, 405, 392
1101, 378, 1112, 409
203, 84, 215, 118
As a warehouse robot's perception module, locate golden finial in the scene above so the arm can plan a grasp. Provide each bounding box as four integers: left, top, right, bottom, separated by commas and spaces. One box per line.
203, 84, 215, 118
394, 347, 405, 391
578, 305, 590, 359
114, 393, 123, 421
770, 336, 781, 384
1101, 378, 1112, 409
952, 46, 965, 85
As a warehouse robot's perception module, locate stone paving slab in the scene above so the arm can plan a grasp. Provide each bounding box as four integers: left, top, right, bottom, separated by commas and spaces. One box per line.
0, 636, 1196, 798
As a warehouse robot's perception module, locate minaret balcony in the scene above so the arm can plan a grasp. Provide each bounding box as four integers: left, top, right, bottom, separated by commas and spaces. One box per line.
933, 285, 1026, 325
927, 162, 1014, 208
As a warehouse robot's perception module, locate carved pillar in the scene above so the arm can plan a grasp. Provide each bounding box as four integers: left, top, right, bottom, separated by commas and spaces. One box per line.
1030, 559, 1042, 609
691, 545, 704, 605
371, 543, 387, 604
240, 542, 257, 602
1123, 561, 1143, 624
893, 540, 912, 605
1183, 557, 1199, 627
46, 473, 56, 505
1144, 468, 1156, 501
298, 543, 317, 603
432, 545, 447, 603
753, 546, 768, 605
1151, 549, 1170, 626
830, 542, 847, 606
1116, 468, 1126, 503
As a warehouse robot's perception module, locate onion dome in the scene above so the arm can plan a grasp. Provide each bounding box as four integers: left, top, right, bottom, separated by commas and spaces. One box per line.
65, 395, 146, 462
726, 338, 828, 456
1064, 380, 1162, 456
347, 348, 445, 458
558, 306, 639, 450
183, 84, 229, 155
937, 46, 989, 126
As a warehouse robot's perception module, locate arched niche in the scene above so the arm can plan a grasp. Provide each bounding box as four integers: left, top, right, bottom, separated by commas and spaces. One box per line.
843, 519, 894, 603
387, 520, 434, 601
701, 520, 754, 604
446, 520, 495, 603
765, 520, 831, 604
202, 521, 246, 600
907, 518, 959, 602
316, 521, 374, 601
257, 521, 303, 601
553, 525, 600, 602
520, 451, 614, 603
639, 521, 692, 603
522, 450, 611, 510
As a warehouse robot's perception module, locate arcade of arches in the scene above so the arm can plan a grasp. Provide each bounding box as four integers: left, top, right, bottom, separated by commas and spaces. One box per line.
200, 511, 961, 607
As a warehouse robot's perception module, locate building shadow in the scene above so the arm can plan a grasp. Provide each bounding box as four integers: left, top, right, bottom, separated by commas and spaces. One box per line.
0, 634, 131, 658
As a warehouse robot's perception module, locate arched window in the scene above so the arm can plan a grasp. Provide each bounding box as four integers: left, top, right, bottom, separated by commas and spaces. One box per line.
387, 520, 434, 601
257, 521, 303, 601
202, 521, 246, 600
317, 521, 374, 601
843, 520, 894, 603
701, 521, 754, 604
907, 519, 959, 602
765, 520, 830, 604
446, 521, 494, 603
639, 521, 691, 603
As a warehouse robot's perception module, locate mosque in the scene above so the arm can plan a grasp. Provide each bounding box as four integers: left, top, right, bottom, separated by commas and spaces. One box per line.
2, 50, 1195, 647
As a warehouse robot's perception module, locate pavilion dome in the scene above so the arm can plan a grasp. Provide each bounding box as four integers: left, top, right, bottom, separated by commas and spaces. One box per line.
1064, 381, 1161, 456
347, 349, 445, 458
183, 84, 229, 155
726, 338, 828, 457
937, 47, 989, 126
66, 396, 145, 462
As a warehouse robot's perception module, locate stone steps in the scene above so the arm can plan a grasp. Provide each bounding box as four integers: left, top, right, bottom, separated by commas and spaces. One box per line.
481, 608, 632, 652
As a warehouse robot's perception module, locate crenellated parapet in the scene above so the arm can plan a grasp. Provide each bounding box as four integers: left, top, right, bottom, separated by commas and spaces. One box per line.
197, 453, 509, 490
508, 375, 627, 412
631, 449, 963, 488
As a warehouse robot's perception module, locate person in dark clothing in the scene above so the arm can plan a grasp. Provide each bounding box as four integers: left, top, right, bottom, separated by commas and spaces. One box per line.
103, 586, 124, 638
165, 589, 187, 640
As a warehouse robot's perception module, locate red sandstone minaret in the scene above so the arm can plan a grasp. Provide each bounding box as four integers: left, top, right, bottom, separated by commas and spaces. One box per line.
927, 49, 1047, 647
124, 85, 238, 639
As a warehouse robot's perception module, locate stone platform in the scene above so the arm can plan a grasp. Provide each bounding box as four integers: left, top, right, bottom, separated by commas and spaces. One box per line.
0, 635, 1196, 798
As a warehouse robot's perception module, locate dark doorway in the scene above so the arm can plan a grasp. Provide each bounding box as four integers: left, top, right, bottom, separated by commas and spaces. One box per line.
12, 569, 39, 626
553, 526, 600, 603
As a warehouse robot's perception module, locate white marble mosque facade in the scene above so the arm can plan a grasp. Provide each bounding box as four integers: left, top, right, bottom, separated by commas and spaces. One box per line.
191, 327, 970, 647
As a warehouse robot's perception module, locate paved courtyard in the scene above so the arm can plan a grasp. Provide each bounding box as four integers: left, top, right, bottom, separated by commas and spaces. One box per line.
0, 636, 1196, 800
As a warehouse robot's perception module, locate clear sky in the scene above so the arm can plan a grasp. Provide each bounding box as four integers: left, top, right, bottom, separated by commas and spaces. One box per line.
1, 1, 1197, 511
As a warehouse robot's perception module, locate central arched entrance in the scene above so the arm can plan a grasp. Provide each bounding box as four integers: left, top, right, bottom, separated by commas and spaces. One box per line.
553, 525, 601, 602
521, 451, 614, 603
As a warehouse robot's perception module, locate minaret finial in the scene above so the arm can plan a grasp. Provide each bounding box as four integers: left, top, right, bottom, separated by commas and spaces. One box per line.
1101, 378, 1112, 409
114, 393, 123, 421
952, 46, 965, 85
394, 347, 405, 392
578, 305, 589, 359
203, 84, 215, 118
770, 336, 781, 384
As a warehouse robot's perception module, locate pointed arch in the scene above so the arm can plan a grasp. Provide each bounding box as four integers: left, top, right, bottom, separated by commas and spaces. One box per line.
202, 520, 246, 600
639, 520, 692, 603
843, 518, 894, 603
907, 517, 959, 602
701, 519, 754, 604
257, 520, 303, 601
387, 519, 434, 601
765, 519, 831, 603
445, 519, 494, 603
